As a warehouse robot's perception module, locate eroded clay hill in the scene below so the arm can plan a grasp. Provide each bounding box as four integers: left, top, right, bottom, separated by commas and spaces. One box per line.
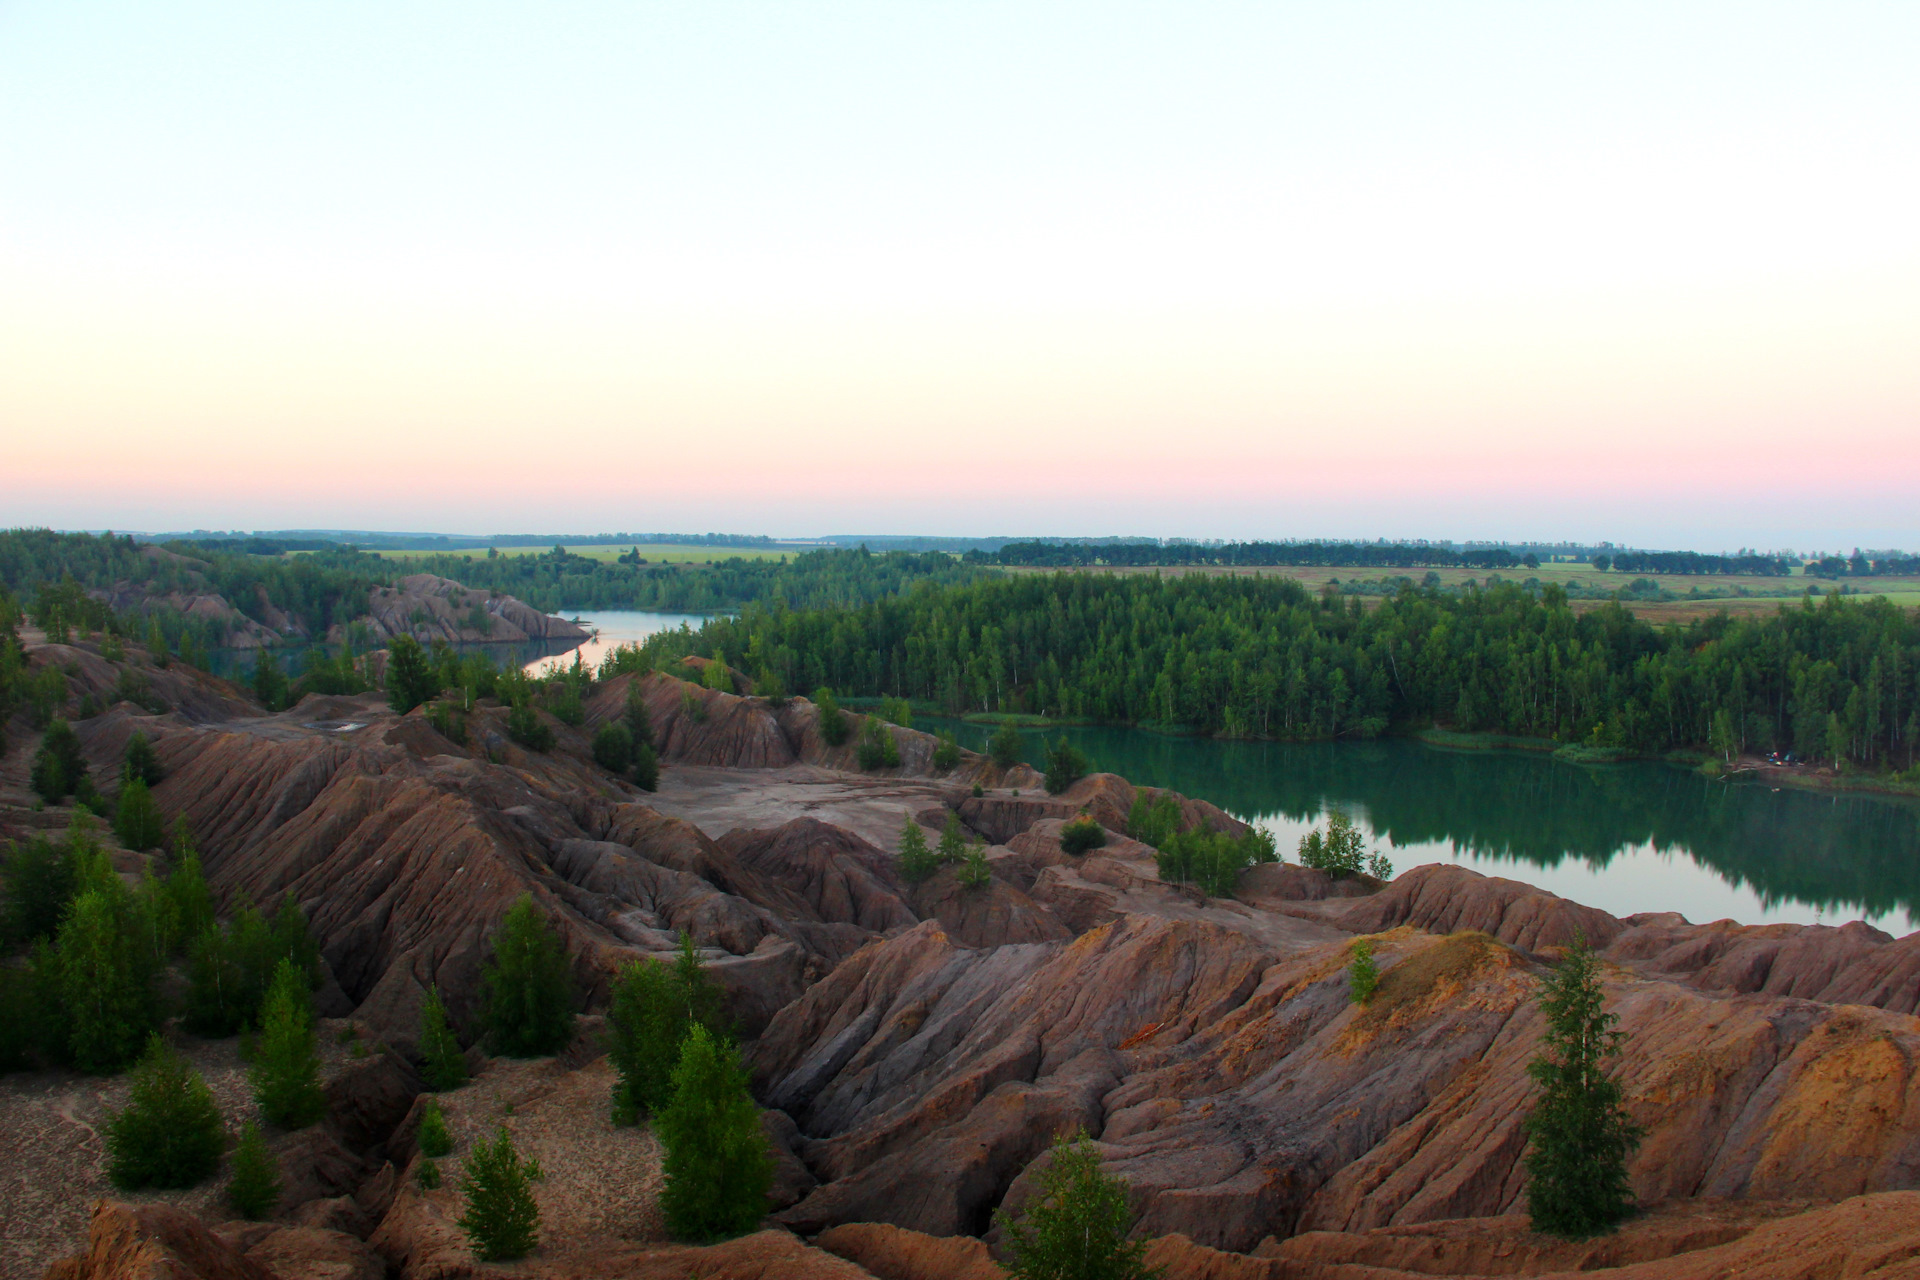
15, 637, 1920, 1280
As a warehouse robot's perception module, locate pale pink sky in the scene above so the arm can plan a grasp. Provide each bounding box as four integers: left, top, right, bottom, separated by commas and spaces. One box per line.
3, 3, 1917, 549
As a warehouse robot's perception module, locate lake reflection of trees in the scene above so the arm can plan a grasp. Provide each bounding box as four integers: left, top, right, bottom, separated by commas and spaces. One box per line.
927, 719, 1920, 922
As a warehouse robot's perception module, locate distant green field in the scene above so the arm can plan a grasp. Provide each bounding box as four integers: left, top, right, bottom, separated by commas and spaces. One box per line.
376, 543, 805, 565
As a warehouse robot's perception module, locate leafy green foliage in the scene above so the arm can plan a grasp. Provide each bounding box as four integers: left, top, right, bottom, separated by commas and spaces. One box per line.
386, 636, 439, 715
605, 934, 728, 1124
419, 985, 469, 1092
624, 678, 655, 748
897, 817, 941, 884
57, 884, 158, 1073
702, 656, 734, 693
1297, 812, 1368, 878
227, 1121, 281, 1220
31, 718, 87, 804
856, 717, 901, 771
591, 721, 632, 773
995, 1130, 1160, 1280
1524, 937, 1643, 1237
1124, 794, 1181, 849
251, 649, 289, 712
630, 742, 660, 791
457, 1126, 544, 1261
251, 958, 327, 1129
416, 1097, 453, 1158
814, 688, 849, 746
416, 1158, 442, 1189
1348, 939, 1379, 1005
105, 1035, 224, 1190
0, 965, 40, 1072
122, 732, 162, 787
956, 842, 993, 891
937, 811, 969, 866
114, 776, 164, 851
657, 1024, 772, 1242
931, 732, 961, 772
989, 723, 1024, 768
2, 834, 77, 950
1155, 827, 1276, 899
506, 702, 555, 752
479, 894, 576, 1057
183, 897, 305, 1037
1058, 817, 1106, 856
1044, 736, 1090, 795
878, 696, 913, 727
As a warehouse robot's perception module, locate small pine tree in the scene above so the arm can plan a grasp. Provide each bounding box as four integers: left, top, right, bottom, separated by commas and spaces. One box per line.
814, 687, 849, 746
995, 1130, 1158, 1280
167, 848, 216, 949
606, 935, 731, 1124
419, 985, 469, 1091
1044, 736, 1090, 795
937, 811, 968, 866
657, 1024, 772, 1242
457, 1126, 543, 1261
630, 741, 660, 792
105, 1034, 225, 1189
417, 1158, 442, 1189
931, 732, 961, 772
897, 817, 940, 884
1524, 937, 1644, 1237
251, 958, 327, 1129
416, 1097, 453, 1157
591, 721, 632, 774
624, 679, 655, 749
115, 776, 165, 851
227, 1121, 281, 1220
1348, 939, 1379, 1005
956, 843, 993, 891
1, 833, 77, 949
270, 895, 320, 988
57, 887, 156, 1073
702, 656, 734, 693
123, 731, 163, 787
31, 718, 87, 804
479, 894, 576, 1057
386, 636, 438, 715
989, 723, 1023, 768
0, 965, 39, 1072
251, 650, 289, 712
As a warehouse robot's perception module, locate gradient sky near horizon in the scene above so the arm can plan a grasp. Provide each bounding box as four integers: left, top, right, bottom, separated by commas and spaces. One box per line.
3, 3, 1918, 550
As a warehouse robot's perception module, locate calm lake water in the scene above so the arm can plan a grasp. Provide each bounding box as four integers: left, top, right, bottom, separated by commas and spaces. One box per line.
921, 718, 1920, 934
521, 610, 711, 676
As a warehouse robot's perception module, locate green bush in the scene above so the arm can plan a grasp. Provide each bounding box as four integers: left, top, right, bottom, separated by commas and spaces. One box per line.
457, 1126, 543, 1261
1525, 937, 1643, 1237
227, 1121, 281, 1220
425, 700, 467, 744
416, 1097, 453, 1157
630, 742, 660, 792
30, 718, 87, 804
419, 985, 469, 1091
1058, 817, 1106, 856
1348, 939, 1379, 1005
814, 688, 849, 747
937, 811, 968, 867
897, 817, 941, 884
417, 1158, 442, 1189
0, 965, 40, 1072
624, 679, 655, 748
591, 721, 632, 773
1126, 793, 1182, 849
878, 696, 913, 727
657, 1024, 772, 1242
251, 650, 289, 712
1043, 736, 1090, 795
856, 718, 900, 771
547, 685, 584, 727
752, 665, 786, 704
57, 886, 157, 1073
123, 732, 162, 787
931, 733, 960, 772
251, 958, 327, 1129
479, 894, 576, 1057
386, 636, 438, 715
1298, 812, 1367, 878
2, 834, 77, 950
105, 1035, 224, 1189
956, 843, 993, 891
114, 776, 164, 851
702, 656, 734, 693
605, 934, 728, 1124
506, 703, 555, 752
995, 1130, 1155, 1280
1155, 827, 1277, 899
988, 723, 1023, 768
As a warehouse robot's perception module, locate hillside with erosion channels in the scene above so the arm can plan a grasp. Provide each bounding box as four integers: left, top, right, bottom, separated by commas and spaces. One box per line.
14, 612, 1920, 1280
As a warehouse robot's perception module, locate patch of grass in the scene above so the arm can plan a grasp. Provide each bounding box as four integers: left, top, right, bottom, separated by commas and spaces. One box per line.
1416, 728, 1559, 753
1349, 932, 1504, 1032
1552, 744, 1633, 765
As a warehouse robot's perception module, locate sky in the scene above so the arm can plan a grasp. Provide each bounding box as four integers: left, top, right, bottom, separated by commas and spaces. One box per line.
3, 2, 1917, 550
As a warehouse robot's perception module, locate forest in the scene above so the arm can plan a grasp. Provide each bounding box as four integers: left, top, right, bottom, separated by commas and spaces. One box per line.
984, 539, 1801, 575
638, 573, 1920, 773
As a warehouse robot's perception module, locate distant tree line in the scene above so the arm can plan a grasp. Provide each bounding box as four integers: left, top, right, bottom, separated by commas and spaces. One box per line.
637, 572, 1920, 773
1804, 551, 1920, 578
980, 539, 1550, 570
1593, 550, 1793, 576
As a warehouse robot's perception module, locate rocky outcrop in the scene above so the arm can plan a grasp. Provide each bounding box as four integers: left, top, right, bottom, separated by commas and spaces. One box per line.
349, 573, 589, 646
718, 818, 918, 933
44, 1202, 277, 1280
1336, 863, 1625, 954
909, 867, 1072, 948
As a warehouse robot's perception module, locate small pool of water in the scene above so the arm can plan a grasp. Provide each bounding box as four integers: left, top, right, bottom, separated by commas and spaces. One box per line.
522, 610, 713, 676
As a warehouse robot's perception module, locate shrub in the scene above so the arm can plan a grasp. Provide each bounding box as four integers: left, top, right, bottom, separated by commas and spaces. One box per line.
753, 665, 786, 704
457, 1126, 543, 1261
416, 1097, 453, 1157
105, 1035, 224, 1189
897, 817, 941, 884
630, 742, 660, 792
956, 843, 993, 891
1366, 851, 1395, 881
547, 685, 584, 727
227, 1121, 281, 1220
31, 718, 87, 804
425, 700, 467, 744
1043, 736, 1090, 795
702, 656, 734, 693
0, 965, 39, 1072
123, 732, 162, 787
988, 723, 1023, 768
1155, 827, 1277, 899
657, 1024, 772, 1242
624, 679, 655, 748
251, 958, 327, 1129
2, 834, 76, 949
592, 721, 633, 774
937, 811, 968, 866
1125, 793, 1182, 849
58, 886, 156, 1073
878, 696, 913, 727
1297, 811, 1368, 878
506, 703, 555, 753
1058, 816, 1106, 856
814, 688, 849, 746
386, 636, 438, 715
679, 687, 706, 724
931, 733, 960, 772
856, 718, 900, 771
479, 894, 576, 1057
972, 782, 983, 797
994, 1130, 1156, 1280
417, 1158, 441, 1189
1525, 937, 1643, 1237
605, 934, 728, 1124
114, 776, 164, 851
251, 650, 289, 712
1348, 939, 1379, 1005
419, 985, 469, 1091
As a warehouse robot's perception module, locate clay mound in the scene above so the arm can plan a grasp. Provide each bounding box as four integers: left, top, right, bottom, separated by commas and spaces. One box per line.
909, 865, 1072, 948
957, 775, 1246, 847
45, 1203, 276, 1280
1337, 863, 1624, 954
350, 573, 589, 646
27, 641, 257, 724
1612, 915, 1920, 1014
1240, 862, 1376, 903
718, 817, 919, 932
591, 672, 801, 768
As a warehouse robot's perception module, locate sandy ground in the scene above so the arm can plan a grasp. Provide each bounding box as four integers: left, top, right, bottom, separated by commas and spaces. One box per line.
650, 763, 962, 852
